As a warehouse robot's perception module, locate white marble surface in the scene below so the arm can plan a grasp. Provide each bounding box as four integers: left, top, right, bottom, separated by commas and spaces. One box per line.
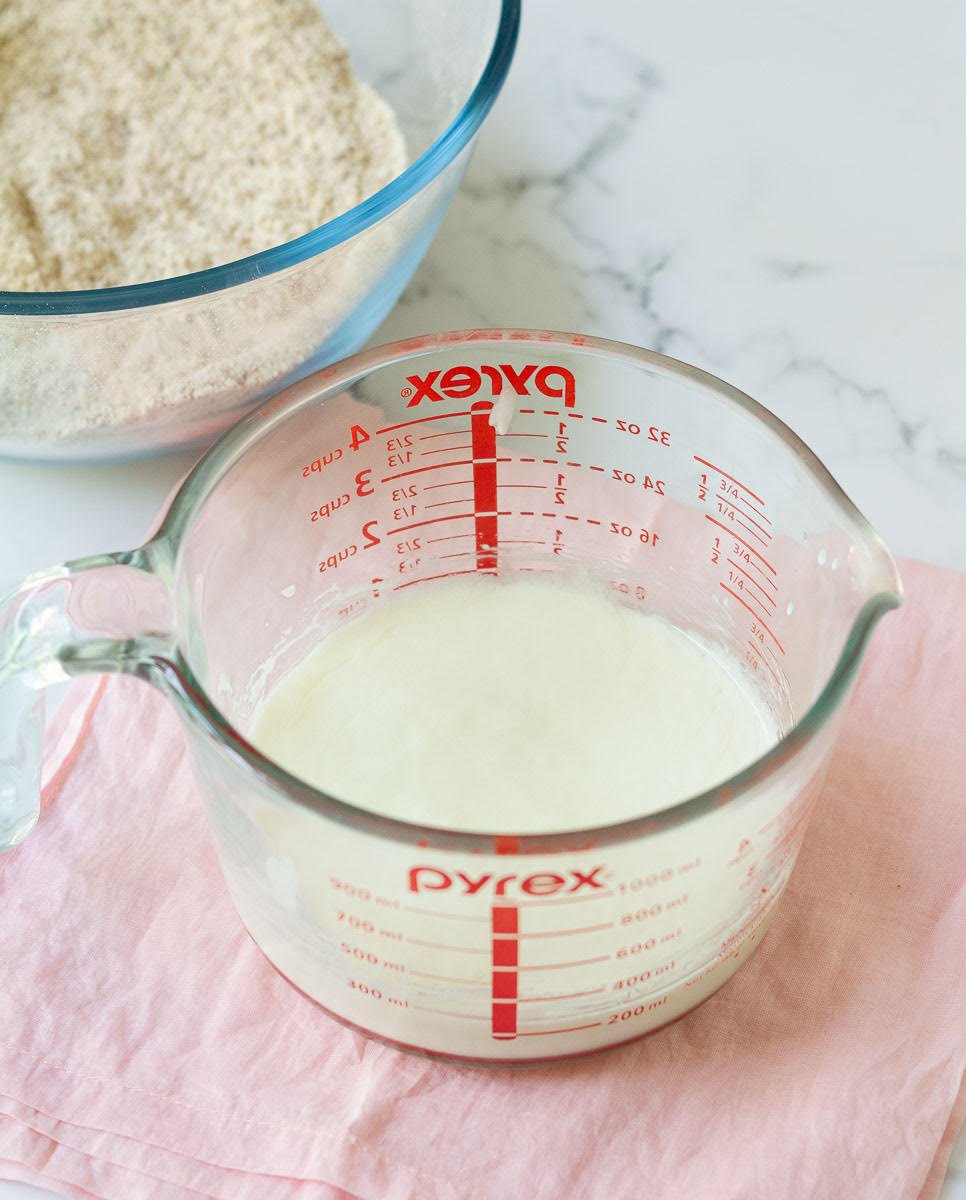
1, 0, 963, 1195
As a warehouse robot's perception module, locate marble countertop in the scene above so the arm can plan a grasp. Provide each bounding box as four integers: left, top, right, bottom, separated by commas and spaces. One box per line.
1, 0, 963, 1195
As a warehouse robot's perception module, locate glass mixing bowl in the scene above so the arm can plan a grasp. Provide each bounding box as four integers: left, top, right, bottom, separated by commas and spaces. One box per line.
0, 0, 519, 463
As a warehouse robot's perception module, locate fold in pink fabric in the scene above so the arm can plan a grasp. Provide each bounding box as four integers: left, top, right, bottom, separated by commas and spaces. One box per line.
1, 557, 963, 1200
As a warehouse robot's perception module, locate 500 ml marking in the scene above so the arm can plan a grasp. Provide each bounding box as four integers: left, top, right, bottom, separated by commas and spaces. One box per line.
341, 941, 406, 972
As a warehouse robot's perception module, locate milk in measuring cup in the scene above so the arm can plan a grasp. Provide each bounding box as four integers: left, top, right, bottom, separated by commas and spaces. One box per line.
245, 576, 786, 1059
252, 577, 777, 831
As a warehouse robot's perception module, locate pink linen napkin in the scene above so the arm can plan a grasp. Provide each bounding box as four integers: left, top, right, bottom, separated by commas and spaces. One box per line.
0, 556, 964, 1200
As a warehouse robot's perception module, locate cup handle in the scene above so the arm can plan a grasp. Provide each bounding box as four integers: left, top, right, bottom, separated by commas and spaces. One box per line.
0, 547, 172, 851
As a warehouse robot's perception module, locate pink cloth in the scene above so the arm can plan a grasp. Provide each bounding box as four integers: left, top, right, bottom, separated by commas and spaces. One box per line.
1, 556, 964, 1200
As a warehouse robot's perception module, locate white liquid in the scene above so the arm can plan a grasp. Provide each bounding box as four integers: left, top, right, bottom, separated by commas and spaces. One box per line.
252, 577, 776, 832
240, 578, 786, 1059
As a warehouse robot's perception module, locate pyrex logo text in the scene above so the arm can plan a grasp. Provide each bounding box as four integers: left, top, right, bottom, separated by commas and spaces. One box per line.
403, 363, 576, 409
408, 865, 605, 898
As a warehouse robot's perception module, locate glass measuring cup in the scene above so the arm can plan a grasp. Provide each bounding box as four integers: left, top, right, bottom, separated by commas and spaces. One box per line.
0, 330, 901, 1063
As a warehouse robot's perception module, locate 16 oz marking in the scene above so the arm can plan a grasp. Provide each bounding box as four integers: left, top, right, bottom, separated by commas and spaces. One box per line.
610, 524, 660, 545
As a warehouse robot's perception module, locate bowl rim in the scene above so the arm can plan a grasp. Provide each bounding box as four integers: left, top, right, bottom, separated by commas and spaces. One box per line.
0, 0, 521, 317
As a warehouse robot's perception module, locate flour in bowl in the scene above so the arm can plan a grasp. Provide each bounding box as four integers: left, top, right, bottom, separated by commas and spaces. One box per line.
0, 0, 405, 290
0, 0, 406, 448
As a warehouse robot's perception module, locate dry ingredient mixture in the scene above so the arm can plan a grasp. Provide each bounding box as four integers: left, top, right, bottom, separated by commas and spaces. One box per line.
0, 0, 406, 446
0, 0, 405, 290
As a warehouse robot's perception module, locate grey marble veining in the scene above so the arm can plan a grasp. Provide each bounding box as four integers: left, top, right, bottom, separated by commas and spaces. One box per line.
380, 0, 966, 572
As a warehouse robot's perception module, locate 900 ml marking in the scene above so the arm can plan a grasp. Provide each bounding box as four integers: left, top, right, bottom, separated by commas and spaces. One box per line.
328, 877, 401, 909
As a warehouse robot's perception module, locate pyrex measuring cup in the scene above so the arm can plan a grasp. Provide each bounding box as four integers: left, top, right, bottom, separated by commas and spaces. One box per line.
0, 330, 901, 1063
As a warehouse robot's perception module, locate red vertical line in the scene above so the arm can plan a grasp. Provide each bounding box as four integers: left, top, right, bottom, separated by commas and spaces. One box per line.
491, 904, 519, 1040
471, 401, 498, 574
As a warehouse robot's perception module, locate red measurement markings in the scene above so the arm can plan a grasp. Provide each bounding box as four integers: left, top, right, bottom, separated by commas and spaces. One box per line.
734, 516, 770, 547
519, 1022, 602, 1037
519, 955, 611, 971
720, 583, 786, 655
517, 987, 606, 1003
424, 478, 473, 489
727, 558, 776, 608
693, 456, 765, 506
422, 443, 472, 456
409, 970, 480, 984
382, 459, 473, 483
518, 891, 615, 906
419, 429, 471, 440
729, 494, 772, 532
491, 905, 519, 1041
407, 938, 488, 954
426, 498, 473, 509
740, 550, 779, 591
389, 512, 474, 535
425, 533, 475, 544
403, 906, 488, 921
377, 411, 472, 436
393, 569, 478, 592
471, 401, 499, 574
519, 922, 614, 938
411, 1006, 489, 1021
746, 637, 783, 690
704, 515, 777, 574
518, 407, 593, 422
